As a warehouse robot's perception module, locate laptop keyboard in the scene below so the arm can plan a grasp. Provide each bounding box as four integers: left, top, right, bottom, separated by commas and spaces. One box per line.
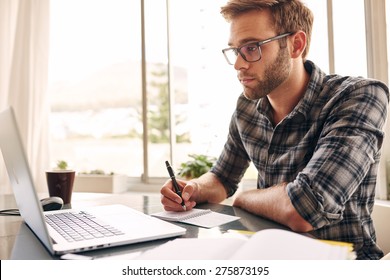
45, 211, 124, 242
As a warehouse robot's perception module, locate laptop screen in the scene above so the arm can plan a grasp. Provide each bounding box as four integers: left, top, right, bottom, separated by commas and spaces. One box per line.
0, 107, 55, 254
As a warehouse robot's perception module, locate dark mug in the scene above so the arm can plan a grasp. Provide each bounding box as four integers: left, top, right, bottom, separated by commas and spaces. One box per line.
45, 170, 75, 205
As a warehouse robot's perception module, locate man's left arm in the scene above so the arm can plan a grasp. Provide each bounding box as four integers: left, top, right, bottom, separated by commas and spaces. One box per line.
233, 183, 313, 232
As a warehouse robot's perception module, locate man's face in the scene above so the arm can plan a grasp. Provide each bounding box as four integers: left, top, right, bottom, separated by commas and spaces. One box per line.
228, 10, 291, 100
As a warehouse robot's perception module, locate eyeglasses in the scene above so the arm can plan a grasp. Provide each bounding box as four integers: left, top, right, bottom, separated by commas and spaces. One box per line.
222, 32, 292, 65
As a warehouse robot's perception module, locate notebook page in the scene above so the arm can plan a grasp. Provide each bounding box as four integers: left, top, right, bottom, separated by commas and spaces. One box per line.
230, 229, 350, 260
151, 209, 212, 222
151, 209, 240, 228
181, 211, 240, 228
137, 238, 246, 260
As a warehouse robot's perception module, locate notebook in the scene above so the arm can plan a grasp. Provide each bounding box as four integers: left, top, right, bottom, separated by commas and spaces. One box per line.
0, 107, 186, 256
136, 228, 355, 260
151, 208, 240, 228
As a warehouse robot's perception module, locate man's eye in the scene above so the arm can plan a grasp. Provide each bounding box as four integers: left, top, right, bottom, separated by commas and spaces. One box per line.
242, 44, 257, 53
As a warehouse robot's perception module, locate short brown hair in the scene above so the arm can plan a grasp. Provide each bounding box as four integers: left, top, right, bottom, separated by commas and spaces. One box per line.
220, 0, 313, 59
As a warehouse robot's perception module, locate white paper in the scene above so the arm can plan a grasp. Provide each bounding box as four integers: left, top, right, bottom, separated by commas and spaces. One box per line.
137, 238, 245, 260
230, 229, 350, 260
136, 229, 352, 260
151, 209, 240, 228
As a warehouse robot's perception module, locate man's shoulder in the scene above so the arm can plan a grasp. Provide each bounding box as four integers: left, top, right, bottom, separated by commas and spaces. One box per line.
306, 60, 389, 100
324, 75, 388, 96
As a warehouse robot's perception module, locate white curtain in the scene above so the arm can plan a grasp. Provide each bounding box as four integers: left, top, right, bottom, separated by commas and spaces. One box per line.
0, 0, 50, 194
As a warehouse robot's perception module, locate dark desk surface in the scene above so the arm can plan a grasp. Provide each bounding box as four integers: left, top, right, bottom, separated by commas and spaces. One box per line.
0, 192, 288, 260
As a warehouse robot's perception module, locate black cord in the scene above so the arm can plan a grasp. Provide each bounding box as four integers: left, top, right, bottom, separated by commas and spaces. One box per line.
0, 208, 20, 216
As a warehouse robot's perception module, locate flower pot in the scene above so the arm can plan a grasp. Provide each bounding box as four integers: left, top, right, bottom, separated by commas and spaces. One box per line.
73, 174, 128, 193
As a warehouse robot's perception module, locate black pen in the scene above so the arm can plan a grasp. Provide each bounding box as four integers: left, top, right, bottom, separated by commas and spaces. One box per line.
165, 161, 186, 211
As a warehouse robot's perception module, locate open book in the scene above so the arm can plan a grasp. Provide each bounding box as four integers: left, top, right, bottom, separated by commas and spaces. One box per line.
136, 229, 355, 260
151, 208, 240, 228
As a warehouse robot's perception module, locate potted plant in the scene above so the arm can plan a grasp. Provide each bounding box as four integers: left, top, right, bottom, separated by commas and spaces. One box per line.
177, 154, 217, 180
56, 160, 69, 170
73, 168, 128, 194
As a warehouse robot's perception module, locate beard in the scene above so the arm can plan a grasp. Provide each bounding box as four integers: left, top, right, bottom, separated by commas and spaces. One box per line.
242, 46, 291, 100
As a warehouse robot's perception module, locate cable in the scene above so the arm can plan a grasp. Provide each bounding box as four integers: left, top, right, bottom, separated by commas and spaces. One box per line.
0, 208, 20, 216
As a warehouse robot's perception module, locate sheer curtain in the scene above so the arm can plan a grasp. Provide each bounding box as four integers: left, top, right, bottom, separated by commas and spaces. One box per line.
0, 0, 50, 194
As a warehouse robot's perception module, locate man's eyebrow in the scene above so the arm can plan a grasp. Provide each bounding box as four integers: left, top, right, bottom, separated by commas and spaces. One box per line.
227, 37, 261, 47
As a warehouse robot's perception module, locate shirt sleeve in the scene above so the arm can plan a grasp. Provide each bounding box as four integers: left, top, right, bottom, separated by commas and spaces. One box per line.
210, 108, 251, 197
287, 81, 389, 229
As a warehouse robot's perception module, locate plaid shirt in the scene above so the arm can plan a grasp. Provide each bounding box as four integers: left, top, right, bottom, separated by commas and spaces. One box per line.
211, 60, 389, 259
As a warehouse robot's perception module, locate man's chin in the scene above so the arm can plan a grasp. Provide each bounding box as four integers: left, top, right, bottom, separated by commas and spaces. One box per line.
243, 89, 262, 101
243, 87, 267, 101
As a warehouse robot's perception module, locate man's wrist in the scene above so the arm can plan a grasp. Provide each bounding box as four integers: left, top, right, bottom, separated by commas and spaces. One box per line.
187, 179, 201, 202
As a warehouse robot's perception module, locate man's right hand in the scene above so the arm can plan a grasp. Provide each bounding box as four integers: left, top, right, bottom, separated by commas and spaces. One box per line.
160, 179, 198, 212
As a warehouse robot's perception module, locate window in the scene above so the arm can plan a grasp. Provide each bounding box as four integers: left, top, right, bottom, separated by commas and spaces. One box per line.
162, 0, 240, 176
49, 1, 142, 177
305, 0, 367, 76
48, 0, 240, 182
48, 0, 388, 197
332, 0, 367, 76
305, 0, 329, 73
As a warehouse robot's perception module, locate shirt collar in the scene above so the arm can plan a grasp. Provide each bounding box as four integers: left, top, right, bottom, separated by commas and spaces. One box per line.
256, 60, 325, 122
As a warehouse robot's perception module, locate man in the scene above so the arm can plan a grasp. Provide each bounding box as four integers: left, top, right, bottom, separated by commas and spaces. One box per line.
160, 0, 388, 259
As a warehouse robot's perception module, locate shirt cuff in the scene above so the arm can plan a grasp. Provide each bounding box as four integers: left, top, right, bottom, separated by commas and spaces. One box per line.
286, 173, 343, 229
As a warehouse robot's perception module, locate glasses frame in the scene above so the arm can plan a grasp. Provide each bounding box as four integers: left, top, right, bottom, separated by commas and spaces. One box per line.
222, 32, 293, 65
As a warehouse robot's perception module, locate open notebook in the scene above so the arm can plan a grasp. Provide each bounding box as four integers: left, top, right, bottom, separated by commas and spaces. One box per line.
136, 228, 356, 260
0, 107, 186, 256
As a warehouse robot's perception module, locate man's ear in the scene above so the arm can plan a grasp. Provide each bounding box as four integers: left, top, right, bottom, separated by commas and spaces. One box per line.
290, 31, 307, 59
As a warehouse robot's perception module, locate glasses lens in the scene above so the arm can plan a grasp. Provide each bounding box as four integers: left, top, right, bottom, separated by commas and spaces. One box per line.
223, 49, 238, 65
240, 43, 261, 62
223, 43, 262, 65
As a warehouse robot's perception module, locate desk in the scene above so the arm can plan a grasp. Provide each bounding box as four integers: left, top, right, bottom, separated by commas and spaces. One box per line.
0, 192, 288, 260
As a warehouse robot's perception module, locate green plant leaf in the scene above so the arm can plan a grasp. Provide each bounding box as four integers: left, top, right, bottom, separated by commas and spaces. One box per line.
56, 160, 68, 170
177, 154, 216, 179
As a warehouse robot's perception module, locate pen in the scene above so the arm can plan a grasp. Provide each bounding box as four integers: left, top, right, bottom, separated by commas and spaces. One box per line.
165, 161, 186, 211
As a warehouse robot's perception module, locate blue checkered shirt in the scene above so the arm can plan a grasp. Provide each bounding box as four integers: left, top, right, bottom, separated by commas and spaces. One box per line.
211, 60, 389, 259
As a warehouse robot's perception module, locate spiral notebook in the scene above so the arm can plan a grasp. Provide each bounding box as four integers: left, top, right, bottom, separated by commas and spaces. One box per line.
151, 209, 240, 228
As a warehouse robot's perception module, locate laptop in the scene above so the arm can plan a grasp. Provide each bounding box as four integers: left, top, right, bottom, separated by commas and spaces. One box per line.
0, 106, 186, 256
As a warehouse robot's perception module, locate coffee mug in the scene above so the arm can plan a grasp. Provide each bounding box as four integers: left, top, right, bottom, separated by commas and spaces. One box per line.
45, 170, 75, 205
